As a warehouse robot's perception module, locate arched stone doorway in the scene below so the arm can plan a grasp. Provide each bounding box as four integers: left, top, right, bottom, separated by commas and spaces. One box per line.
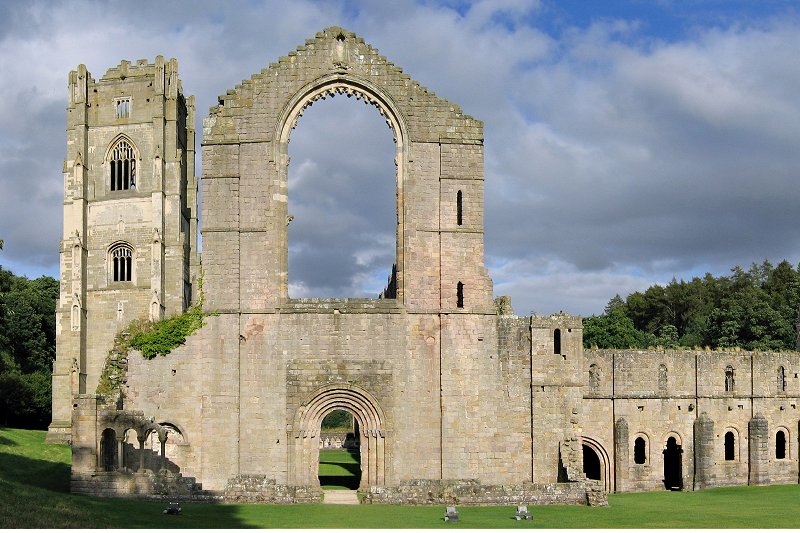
580, 436, 612, 492
663, 435, 683, 490
290, 385, 386, 489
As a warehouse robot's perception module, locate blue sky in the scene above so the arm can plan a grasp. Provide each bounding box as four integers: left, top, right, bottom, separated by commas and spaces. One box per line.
1, 0, 799, 316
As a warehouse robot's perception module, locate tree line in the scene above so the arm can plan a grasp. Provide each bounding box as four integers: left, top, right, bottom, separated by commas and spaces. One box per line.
0, 264, 58, 428
584, 260, 800, 351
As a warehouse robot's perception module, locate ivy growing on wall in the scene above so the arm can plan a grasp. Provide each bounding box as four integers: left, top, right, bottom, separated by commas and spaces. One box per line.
96, 274, 212, 398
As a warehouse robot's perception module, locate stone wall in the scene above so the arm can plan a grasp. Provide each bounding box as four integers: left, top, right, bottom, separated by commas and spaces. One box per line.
583, 349, 800, 492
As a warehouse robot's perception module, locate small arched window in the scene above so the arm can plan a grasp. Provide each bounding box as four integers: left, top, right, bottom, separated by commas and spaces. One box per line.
110, 243, 133, 282
588, 364, 600, 390
776, 429, 787, 459
724, 365, 735, 392
724, 431, 735, 461
553, 328, 562, 355
456, 190, 463, 226
778, 366, 786, 392
456, 281, 464, 308
109, 138, 137, 191
634, 436, 647, 465
659, 364, 668, 391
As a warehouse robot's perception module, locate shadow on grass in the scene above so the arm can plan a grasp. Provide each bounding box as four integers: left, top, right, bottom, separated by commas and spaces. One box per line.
0, 430, 251, 529
319, 448, 361, 490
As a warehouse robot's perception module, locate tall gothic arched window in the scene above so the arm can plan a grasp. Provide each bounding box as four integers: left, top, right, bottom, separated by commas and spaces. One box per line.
110, 243, 134, 282
109, 138, 137, 191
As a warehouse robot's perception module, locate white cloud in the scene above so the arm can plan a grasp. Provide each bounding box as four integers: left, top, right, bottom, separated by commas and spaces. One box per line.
1, 1, 799, 316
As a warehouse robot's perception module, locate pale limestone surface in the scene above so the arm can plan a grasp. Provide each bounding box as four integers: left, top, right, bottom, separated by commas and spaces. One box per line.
52, 27, 800, 504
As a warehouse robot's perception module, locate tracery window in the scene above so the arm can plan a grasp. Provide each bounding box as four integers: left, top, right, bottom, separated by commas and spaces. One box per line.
114, 97, 131, 119
110, 243, 133, 282
109, 138, 136, 191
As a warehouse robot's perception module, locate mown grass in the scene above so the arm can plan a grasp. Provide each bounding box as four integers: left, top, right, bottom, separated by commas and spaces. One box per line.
318, 448, 361, 490
3, 426, 800, 528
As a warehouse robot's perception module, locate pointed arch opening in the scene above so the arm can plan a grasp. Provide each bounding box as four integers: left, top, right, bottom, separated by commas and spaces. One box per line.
277, 76, 409, 303
105, 135, 139, 192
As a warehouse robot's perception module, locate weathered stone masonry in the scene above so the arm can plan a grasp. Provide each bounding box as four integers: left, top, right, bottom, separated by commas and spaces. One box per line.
49, 27, 800, 505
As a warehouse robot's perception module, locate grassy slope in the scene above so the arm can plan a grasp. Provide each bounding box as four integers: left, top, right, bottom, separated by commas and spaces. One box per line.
3, 427, 800, 528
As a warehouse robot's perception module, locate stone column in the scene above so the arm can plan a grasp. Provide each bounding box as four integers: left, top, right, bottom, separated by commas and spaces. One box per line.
748, 414, 769, 486
138, 437, 146, 472
116, 437, 125, 471
614, 417, 629, 492
693, 412, 715, 490
159, 434, 167, 472
71, 395, 99, 475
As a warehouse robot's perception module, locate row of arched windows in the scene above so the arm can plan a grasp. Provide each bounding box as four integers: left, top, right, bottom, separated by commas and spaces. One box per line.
726, 365, 788, 392
723, 428, 789, 461
630, 428, 790, 466
586, 363, 788, 393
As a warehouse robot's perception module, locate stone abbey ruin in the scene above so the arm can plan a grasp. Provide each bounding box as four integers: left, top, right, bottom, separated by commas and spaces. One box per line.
49, 27, 800, 504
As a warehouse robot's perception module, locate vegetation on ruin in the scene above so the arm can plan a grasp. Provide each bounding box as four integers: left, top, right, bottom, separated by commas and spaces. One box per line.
96, 274, 212, 398
584, 259, 800, 352
321, 409, 353, 430
3, 427, 800, 528
0, 266, 58, 428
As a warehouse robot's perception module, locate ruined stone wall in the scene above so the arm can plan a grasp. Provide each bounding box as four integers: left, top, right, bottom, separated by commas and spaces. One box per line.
49, 58, 197, 443
583, 349, 800, 492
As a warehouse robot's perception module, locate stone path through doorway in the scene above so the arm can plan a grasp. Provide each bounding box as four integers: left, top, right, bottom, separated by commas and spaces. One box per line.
323, 489, 360, 505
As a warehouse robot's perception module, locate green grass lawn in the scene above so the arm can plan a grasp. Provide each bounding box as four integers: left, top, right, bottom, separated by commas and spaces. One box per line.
3, 426, 800, 528
318, 448, 361, 490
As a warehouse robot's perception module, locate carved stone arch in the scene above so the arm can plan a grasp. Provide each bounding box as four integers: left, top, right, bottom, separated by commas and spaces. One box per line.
104, 134, 140, 192
103, 133, 141, 162
662, 430, 684, 447
289, 384, 387, 489
723, 426, 741, 461
579, 436, 612, 492
275, 75, 410, 302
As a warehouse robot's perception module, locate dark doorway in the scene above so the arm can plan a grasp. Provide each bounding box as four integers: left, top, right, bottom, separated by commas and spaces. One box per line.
318, 410, 361, 490
100, 428, 117, 471
583, 444, 601, 481
663, 436, 683, 490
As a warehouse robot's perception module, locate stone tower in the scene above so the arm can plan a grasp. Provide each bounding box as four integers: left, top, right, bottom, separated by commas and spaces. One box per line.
47, 57, 198, 443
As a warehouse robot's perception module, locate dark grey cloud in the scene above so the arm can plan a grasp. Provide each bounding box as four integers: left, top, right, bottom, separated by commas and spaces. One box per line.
288, 96, 396, 297
1, 0, 799, 316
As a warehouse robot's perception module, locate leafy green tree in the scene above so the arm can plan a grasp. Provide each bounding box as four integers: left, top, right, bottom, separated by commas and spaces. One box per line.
584, 305, 650, 349
0, 266, 58, 428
